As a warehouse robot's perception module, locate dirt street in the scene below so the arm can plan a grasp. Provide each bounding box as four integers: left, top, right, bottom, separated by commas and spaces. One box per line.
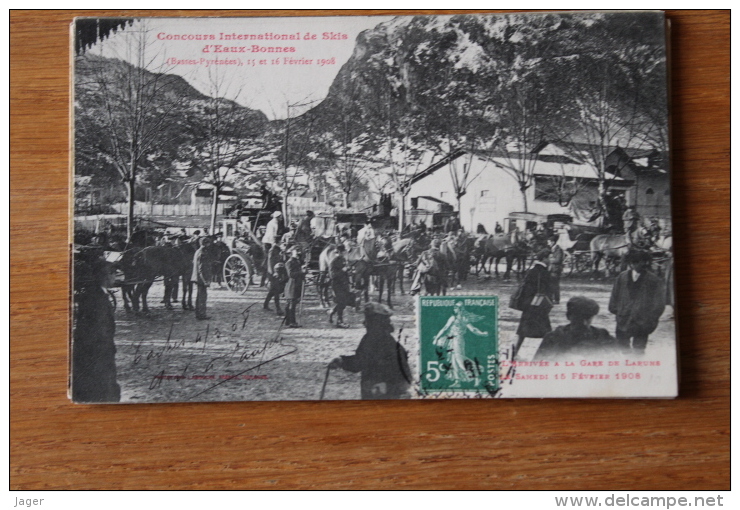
111, 273, 676, 402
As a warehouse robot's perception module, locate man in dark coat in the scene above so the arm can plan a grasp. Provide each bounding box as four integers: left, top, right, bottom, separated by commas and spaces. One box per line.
609, 250, 666, 355
191, 236, 214, 320
328, 243, 354, 328
294, 210, 314, 244
534, 296, 617, 360
547, 235, 565, 304
514, 249, 554, 358
412, 239, 448, 296
263, 243, 287, 316
72, 253, 120, 402
329, 302, 411, 399
284, 246, 305, 328
280, 221, 297, 248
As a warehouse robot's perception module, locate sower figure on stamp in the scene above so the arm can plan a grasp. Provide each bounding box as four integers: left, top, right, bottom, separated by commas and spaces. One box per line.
433, 300, 489, 387
328, 243, 354, 328
609, 249, 666, 355
329, 302, 411, 400
263, 243, 287, 317
534, 296, 617, 360
192, 236, 214, 320
284, 246, 306, 328
513, 249, 554, 358
547, 235, 565, 304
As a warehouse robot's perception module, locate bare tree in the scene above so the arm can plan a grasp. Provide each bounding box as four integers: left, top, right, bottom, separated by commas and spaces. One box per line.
253, 98, 320, 223
550, 27, 668, 219
75, 20, 184, 241
189, 69, 266, 233
376, 85, 433, 230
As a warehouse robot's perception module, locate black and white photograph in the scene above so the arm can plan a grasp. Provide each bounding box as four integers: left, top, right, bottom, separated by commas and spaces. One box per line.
71, 11, 677, 402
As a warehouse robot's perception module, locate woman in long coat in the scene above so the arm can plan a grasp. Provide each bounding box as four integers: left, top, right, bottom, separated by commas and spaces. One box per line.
513, 249, 554, 358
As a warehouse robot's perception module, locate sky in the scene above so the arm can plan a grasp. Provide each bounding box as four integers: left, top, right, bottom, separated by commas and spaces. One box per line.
90, 15, 392, 119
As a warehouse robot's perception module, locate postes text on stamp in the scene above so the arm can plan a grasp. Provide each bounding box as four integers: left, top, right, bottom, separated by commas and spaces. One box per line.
418, 296, 498, 394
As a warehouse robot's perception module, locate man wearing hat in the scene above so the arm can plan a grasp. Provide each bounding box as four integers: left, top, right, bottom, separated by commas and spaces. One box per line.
261, 210, 282, 286
609, 249, 666, 355
534, 296, 616, 360
191, 236, 214, 320
412, 238, 448, 296
72, 254, 120, 402
294, 210, 315, 244
357, 218, 377, 261
281, 220, 297, 248
284, 246, 306, 328
263, 242, 287, 317
262, 211, 282, 249
513, 248, 554, 358
329, 302, 411, 399
328, 243, 354, 328
547, 234, 565, 304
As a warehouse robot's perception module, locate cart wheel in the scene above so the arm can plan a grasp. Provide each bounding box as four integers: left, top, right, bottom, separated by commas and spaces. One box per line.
574, 252, 591, 274
224, 254, 251, 294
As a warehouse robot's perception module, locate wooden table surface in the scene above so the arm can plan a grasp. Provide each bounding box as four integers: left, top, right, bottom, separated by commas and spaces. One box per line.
10, 10, 730, 490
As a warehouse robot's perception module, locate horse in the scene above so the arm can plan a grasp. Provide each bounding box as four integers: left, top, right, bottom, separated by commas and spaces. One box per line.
319, 236, 400, 308
118, 245, 190, 313
388, 237, 425, 295
590, 234, 632, 276
318, 240, 363, 308
352, 247, 401, 308
590, 227, 660, 277
438, 236, 459, 287
472, 232, 519, 278
553, 225, 579, 252
173, 241, 197, 310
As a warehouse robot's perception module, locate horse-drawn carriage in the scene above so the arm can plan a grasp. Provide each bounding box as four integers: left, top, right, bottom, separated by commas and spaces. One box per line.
219, 218, 261, 294
552, 216, 671, 277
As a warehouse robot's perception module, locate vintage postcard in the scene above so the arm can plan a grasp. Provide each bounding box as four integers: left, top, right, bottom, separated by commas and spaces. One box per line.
71, 11, 677, 402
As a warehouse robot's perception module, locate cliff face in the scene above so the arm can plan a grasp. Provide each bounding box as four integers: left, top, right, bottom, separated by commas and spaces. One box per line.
313, 11, 666, 124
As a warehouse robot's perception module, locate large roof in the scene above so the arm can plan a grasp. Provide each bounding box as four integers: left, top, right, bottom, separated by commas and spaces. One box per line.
406, 141, 662, 186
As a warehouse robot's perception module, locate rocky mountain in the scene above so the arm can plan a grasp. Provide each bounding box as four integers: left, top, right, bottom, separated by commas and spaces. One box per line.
74, 12, 667, 211
298, 11, 667, 204
74, 54, 268, 204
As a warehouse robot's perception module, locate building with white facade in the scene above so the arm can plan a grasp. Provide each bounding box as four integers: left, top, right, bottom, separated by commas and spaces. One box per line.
404, 142, 668, 233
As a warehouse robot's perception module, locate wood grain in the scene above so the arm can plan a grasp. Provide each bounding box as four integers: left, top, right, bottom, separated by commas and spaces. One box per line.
10, 10, 729, 490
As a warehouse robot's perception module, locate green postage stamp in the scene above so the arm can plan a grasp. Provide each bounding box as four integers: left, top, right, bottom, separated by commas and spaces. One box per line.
418, 296, 499, 394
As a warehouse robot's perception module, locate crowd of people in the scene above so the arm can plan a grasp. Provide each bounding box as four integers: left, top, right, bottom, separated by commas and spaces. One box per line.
73, 204, 674, 401
513, 248, 670, 360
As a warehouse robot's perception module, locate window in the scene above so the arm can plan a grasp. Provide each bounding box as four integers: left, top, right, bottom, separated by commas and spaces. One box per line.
440, 191, 448, 199
481, 190, 489, 197
646, 188, 655, 195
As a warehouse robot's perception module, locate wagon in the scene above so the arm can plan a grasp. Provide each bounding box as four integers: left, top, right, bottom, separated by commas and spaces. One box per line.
563, 236, 596, 276
220, 218, 259, 294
